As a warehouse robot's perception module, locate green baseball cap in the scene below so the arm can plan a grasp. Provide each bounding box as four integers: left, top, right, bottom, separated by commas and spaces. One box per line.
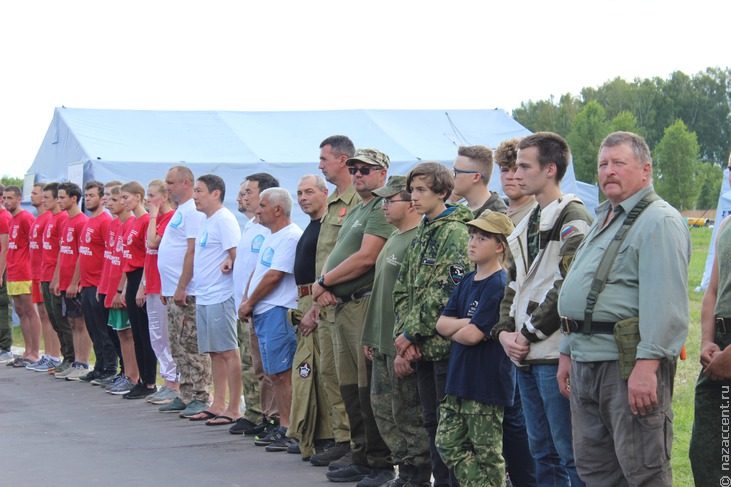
372, 175, 407, 198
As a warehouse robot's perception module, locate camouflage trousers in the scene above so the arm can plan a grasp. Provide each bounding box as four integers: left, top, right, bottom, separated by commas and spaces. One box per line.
370, 351, 430, 471
237, 318, 262, 424
690, 330, 731, 486
436, 394, 505, 487
165, 296, 211, 403
287, 294, 335, 459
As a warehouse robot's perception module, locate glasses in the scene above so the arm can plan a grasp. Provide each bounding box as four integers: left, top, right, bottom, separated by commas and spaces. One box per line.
453, 168, 485, 179
348, 166, 382, 176
381, 199, 411, 207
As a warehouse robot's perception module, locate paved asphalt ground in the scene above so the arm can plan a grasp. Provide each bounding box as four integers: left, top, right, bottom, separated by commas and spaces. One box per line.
0, 362, 333, 486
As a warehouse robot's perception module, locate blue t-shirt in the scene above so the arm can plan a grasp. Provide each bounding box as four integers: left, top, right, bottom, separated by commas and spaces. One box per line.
442, 268, 516, 406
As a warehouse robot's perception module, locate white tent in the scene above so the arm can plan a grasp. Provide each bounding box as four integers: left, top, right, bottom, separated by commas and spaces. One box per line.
26, 107, 598, 227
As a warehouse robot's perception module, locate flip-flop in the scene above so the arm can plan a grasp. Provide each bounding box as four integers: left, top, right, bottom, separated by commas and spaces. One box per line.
13, 358, 33, 368
206, 415, 236, 426
188, 410, 217, 421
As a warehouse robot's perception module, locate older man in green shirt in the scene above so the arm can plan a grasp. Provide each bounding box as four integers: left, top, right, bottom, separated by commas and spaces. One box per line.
557, 131, 690, 486
313, 148, 395, 485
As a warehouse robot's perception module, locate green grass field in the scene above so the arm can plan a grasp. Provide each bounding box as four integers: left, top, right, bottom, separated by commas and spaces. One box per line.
9, 227, 715, 483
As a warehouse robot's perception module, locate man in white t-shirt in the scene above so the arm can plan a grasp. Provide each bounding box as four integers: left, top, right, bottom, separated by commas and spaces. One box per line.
187, 174, 242, 425
157, 165, 211, 418
229, 173, 280, 436
239, 188, 303, 447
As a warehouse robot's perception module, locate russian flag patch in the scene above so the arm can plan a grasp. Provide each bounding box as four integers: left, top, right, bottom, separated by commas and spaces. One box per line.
561, 225, 578, 241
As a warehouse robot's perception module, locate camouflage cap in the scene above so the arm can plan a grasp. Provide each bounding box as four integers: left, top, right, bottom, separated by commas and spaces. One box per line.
466, 210, 515, 237
372, 175, 407, 198
346, 148, 390, 169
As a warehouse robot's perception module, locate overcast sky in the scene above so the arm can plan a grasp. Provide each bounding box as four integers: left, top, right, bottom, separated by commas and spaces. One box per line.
1, 0, 728, 178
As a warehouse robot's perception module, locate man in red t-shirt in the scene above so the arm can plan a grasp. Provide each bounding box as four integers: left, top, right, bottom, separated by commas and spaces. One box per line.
78, 181, 116, 382
40, 183, 73, 373
0, 184, 12, 364
25, 182, 62, 372
52, 182, 91, 380
3, 185, 42, 366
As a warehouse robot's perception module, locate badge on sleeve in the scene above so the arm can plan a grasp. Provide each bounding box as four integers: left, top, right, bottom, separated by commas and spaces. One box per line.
449, 264, 465, 284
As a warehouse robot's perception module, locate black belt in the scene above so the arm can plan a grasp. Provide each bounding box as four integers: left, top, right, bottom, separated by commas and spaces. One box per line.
336, 289, 372, 304
717, 317, 730, 335
560, 317, 615, 335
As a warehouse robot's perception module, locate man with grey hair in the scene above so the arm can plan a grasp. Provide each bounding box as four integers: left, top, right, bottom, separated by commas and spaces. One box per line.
269, 174, 332, 458
239, 187, 303, 447
557, 131, 690, 485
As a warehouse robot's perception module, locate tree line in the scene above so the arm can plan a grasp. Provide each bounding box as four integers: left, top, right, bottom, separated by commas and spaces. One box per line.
512, 67, 730, 211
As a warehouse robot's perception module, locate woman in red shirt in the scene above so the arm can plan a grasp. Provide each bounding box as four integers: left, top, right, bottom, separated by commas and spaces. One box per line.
120, 181, 157, 399
136, 179, 178, 404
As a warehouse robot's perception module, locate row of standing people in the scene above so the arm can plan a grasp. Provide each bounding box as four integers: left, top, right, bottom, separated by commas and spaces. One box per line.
0, 128, 696, 486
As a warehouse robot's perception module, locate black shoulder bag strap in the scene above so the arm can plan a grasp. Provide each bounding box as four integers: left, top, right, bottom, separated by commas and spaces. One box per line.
582, 192, 661, 334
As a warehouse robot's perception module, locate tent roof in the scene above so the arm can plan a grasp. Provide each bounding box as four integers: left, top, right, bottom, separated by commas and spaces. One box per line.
29, 107, 531, 171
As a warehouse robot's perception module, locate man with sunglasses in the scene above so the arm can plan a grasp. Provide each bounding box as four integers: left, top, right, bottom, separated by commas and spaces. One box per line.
312, 148, 395, 485
452, 145, 508, 217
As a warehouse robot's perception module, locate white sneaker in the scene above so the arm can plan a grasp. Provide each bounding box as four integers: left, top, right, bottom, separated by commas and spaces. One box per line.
65, 363, 91, 381
0, 350, 14, 364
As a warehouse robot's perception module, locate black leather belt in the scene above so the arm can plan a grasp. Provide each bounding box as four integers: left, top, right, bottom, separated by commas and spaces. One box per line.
717, 317, 730, 335
336, 289, 373, 304
560, 317, 615, 335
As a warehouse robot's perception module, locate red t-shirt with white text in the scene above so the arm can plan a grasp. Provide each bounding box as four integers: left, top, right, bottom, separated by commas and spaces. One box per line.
122, 213, 149, 272
99, 218, 119, 297
78, 212, 112, 288
41, 211, 69, 282
58, 212, 89, 291
30, 211, 51, 281
7, 210, 34, 282
105, 218, 133, 308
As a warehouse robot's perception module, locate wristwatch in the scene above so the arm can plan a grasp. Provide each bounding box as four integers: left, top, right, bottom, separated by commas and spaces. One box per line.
317, 274, 332, 291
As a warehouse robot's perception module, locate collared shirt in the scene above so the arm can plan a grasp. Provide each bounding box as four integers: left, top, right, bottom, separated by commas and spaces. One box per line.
558, 186, 691, 362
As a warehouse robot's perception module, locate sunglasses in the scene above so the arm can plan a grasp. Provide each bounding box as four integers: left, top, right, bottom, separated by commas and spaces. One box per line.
348, 166, 383, 176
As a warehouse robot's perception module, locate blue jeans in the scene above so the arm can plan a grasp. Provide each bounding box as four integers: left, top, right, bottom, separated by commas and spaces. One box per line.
503, 387, 537, 487
517, 365, 584, 487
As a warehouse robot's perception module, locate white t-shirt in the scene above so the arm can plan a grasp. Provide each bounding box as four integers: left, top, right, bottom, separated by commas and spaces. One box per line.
248, 222, 303, 315
158, 198, 205, 296
233, 217, 270, 308
193, 207, 241, 305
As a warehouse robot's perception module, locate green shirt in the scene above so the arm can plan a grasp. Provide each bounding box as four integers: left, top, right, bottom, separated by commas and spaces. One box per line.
361, 227, 418, 356
315, 185, 359, 322
327, 196, 394, 298
557, 186, 691, 362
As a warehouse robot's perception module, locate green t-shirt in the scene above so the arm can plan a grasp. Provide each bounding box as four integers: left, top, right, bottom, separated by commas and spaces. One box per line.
362, 226, 418, 356
327, 196, 393, 298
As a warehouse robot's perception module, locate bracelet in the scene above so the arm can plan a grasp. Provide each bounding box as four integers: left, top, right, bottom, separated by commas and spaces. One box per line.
117, 289, 124, 294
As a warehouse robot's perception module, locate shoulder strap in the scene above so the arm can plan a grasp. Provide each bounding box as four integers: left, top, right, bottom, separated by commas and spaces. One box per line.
583, 191, 661, 334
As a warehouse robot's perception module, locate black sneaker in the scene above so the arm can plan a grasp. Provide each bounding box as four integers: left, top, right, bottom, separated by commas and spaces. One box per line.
310, 440, 351, 467
229, 417, 257, 435
123, 383, 157, 400
325, 464, 370, 483
254, 426, 286, 447
355, 468, 396, 487
80, 369, 103, 382
265, 435, 297, 452
90, 371, 117, 386
247, 417, 279, 437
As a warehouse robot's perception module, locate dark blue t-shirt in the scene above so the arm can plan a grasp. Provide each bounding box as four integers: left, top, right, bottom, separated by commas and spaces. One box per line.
442, 268, 516, 406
